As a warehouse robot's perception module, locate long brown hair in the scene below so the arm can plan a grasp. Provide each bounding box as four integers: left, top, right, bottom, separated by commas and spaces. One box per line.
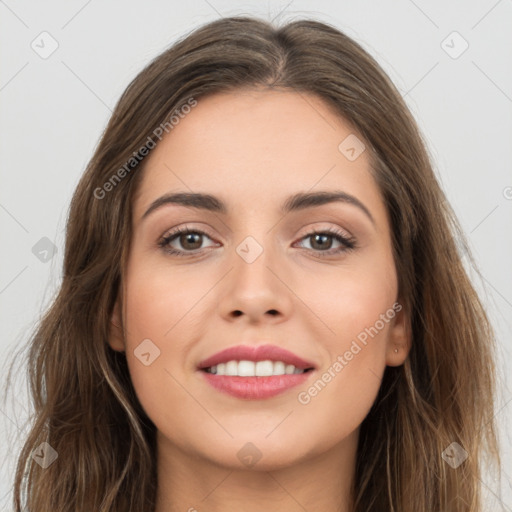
5, 15, 500, 511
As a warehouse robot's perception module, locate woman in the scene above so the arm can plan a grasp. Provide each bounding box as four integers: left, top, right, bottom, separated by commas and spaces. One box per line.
9, 15, 500, 511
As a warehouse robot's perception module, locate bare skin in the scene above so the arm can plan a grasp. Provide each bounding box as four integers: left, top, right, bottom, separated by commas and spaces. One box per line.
108, 88, 411, 512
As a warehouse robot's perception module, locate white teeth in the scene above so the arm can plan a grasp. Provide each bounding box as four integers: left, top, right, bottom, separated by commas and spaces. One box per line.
238, 360, 255, 376
273, 361, 285, 375
255, 360, 273, 376
206, 360, 308, 377
225, 360, 238, 376
285, 364, 295, 375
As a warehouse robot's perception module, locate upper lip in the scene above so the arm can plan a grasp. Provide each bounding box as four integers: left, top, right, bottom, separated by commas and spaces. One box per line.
197, 344, 316, 371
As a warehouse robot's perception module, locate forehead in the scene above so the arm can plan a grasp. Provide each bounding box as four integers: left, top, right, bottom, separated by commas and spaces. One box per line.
132, 89, 386, 225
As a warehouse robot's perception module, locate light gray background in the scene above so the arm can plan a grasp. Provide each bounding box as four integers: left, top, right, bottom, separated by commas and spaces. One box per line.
1, 1, 511, 509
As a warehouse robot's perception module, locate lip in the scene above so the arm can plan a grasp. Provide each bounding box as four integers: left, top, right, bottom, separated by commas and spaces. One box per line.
196, 344, 317, 400
199, 371, 315, 400
197, 344, 316, 371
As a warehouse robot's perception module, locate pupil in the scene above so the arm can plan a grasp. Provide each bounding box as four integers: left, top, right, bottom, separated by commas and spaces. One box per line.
182, 233, 201, 250
312, 234, 331, 250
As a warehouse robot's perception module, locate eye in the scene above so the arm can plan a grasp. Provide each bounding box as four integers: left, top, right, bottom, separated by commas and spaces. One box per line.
158, 226, 218, 256
295, 228, 356, 257
158, 226, 356, 258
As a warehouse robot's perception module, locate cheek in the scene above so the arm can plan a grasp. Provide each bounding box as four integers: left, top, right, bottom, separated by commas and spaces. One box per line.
305, 253, 397, 355
293, 350, 384, 456
294, 284, 397, 446
292, 258, 396, 433
121, 258, 205, 418
123, 258, 207, 341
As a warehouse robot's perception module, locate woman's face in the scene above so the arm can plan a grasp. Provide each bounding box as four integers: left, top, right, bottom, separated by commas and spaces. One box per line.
109, 89, 410, 471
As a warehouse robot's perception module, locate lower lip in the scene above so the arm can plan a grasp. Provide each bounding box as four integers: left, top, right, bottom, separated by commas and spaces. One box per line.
199, 370, 314, 399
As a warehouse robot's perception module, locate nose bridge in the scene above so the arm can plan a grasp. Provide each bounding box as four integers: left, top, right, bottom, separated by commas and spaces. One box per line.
230, 206, 278, 275
218, 230, 292, 322
233, 232, 279, 294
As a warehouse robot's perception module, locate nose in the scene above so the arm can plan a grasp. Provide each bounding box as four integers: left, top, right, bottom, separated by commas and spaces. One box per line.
218, 238, 293, 325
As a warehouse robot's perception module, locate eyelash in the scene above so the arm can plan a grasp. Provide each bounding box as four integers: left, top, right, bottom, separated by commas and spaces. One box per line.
158, 226, 357, 258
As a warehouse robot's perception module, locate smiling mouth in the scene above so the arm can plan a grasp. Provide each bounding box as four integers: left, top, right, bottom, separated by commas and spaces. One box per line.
199, 362, 316, 400
201, 360, 315, 377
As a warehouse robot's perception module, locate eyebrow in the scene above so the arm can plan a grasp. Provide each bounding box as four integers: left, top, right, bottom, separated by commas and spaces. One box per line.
141, 190, 375, 225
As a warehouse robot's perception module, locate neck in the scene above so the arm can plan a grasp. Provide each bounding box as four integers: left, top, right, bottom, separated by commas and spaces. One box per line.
154, 429, 358, 512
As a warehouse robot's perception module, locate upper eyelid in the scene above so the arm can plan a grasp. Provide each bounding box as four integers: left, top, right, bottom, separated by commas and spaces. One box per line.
161, 224, 350, 236
162, 225, 216, 241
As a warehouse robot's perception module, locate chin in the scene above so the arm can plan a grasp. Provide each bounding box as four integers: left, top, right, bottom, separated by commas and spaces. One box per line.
204, 444, 312, 472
